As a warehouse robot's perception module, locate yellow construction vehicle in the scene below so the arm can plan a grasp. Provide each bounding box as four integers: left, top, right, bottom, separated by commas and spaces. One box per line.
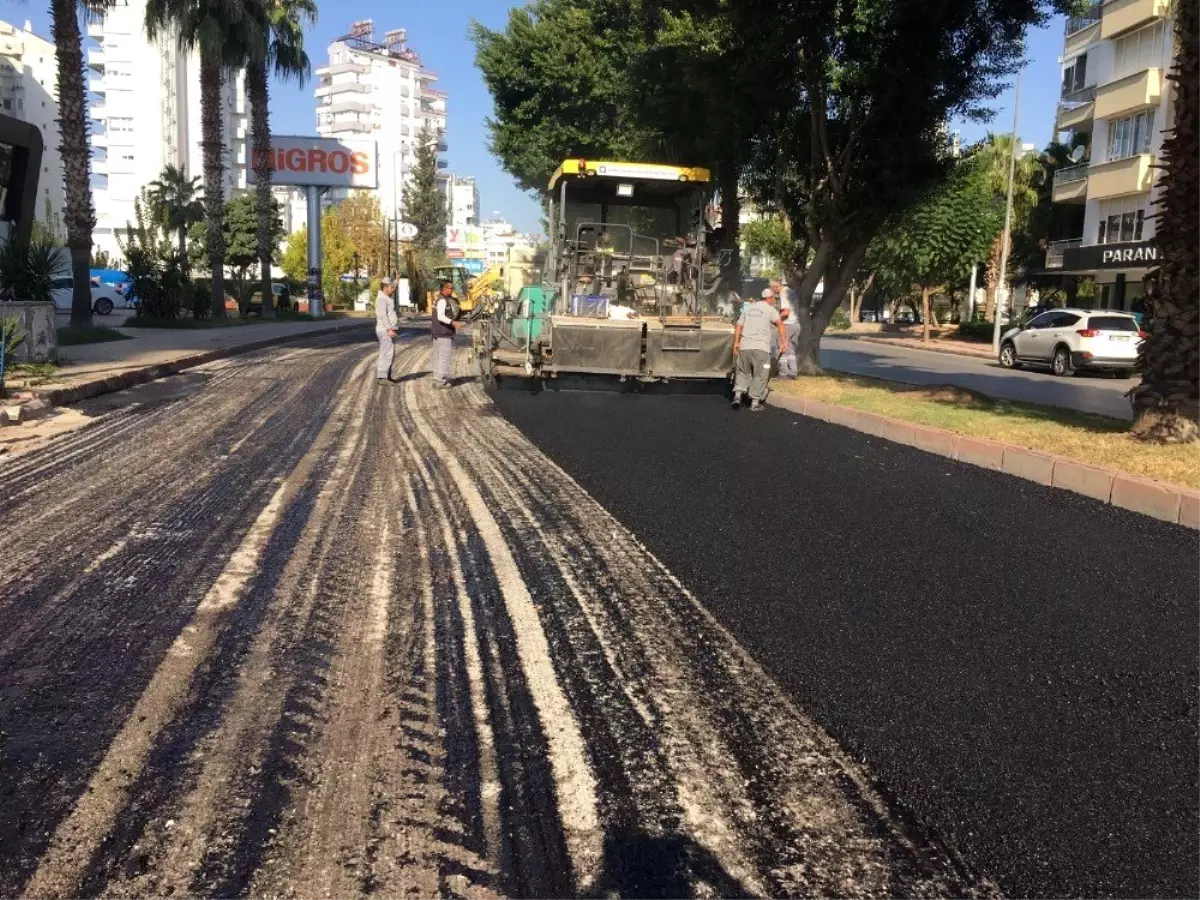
403, 248, 503, 315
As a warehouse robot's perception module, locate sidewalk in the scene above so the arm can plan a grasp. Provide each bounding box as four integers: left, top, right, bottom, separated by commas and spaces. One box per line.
14, 314, 379, 407
831, 331, 995, 359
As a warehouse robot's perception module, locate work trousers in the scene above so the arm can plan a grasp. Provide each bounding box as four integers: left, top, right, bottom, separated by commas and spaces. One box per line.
376, 328, 394, 380
778, 322, 800, 378
432, 335, 454, 385
734, 348, 772, 401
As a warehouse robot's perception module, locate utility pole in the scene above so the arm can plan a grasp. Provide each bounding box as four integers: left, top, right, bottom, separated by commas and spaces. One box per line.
967, 262, 978, 322
992, 63, 1023, 354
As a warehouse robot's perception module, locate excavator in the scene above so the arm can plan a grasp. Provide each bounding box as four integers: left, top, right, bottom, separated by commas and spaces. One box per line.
403, 248, 502, 316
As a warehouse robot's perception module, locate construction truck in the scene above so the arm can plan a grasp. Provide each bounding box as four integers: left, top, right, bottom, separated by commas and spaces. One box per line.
403, 251, 502, 317
471, 159, 735, 388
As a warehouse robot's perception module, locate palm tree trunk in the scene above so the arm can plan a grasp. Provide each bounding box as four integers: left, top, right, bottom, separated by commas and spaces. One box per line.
199, 50, 227, 319
50, 0, 94, 329
1131, 0, 1199, 442
247, 55, 275, 318
984, 233, 1003, 321
921, 286, 932, 343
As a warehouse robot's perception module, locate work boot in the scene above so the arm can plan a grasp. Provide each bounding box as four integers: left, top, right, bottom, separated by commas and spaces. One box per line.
749, 400, 764, 412
730, 392, 743, 410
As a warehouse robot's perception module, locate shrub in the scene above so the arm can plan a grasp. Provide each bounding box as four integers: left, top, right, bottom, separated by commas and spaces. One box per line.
829, 307, 852, 331
0, 235, 67, 303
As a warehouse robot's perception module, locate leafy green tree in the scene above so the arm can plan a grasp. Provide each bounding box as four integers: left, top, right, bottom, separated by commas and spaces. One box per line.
187, 194, 284, 311
734, 0, 1073, 373
146, 0, 267, 318
247, 0, 315, 317
471, 0, 649, 192
975, 133, 1044, 320
868, 154, 1003, 342
147, 164, 204, 269
740, 217, 795, 276
407, 126, 448, 255
1131, 0, 1199, 443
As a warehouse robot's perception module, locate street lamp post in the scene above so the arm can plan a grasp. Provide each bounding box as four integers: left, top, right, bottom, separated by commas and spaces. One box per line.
992, 61, 1023, 354
391, 148, 405, 275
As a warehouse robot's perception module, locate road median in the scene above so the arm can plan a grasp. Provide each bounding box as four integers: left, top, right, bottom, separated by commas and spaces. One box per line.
770, 373, 1198, 529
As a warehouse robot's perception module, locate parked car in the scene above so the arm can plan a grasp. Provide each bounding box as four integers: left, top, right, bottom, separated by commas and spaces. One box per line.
860, 309, 879, 323
997, 308, 1142, 378
51, 276, 128, 315
226, 282, 292, 316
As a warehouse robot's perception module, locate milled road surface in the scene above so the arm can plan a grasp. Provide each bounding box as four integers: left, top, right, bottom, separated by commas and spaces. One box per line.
492, 385, 1199, 899
821, 337, 1135, 419
0, 333, 977, 899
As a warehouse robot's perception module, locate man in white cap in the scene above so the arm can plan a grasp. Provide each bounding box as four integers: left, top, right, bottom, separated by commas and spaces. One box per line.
732, 287, 788, 411
375, 276, 399, 383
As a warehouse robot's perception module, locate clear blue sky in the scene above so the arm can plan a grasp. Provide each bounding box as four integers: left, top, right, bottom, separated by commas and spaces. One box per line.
5, 2, 1067, 234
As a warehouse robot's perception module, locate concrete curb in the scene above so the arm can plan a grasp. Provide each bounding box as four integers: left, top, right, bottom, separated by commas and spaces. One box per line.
29, 320, 377, 407
834, 334, 995, 360
769, 392, 1199, 530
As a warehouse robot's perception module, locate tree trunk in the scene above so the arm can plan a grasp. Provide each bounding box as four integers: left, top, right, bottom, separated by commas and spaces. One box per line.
200, 51, 227, 319
921, 287, 932, 343
247, 56, 275, 319
1131, 0, 1199, 443
50, 0, 94, 329
984, 233, 1003, 321
787, 240, 867, 374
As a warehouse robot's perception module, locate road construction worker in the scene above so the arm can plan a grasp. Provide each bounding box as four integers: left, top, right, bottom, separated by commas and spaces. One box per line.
771, 278, 800, 379
431, 279, 457, 388
732, 287, 788, 412
375, 276, 399, 384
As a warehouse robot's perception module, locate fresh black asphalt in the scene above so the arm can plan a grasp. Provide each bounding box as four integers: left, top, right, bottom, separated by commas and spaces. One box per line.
491, 387, 1200, 899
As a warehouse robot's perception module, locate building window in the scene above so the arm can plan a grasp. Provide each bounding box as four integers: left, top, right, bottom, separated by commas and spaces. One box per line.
1106, 110, 1153, 161
1113, 21, 1166, 81
1099, 208, 1147, 244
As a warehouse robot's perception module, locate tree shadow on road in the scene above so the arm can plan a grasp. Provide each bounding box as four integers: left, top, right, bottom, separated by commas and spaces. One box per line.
586, 828, 754, 899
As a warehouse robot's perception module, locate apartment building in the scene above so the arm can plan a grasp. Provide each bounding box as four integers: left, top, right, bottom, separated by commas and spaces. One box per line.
446, 174, 480, 230
1048, 0, 1176, 314
0, 20, 65, 228
314, 21, 447, 222
88, 0, 249, 262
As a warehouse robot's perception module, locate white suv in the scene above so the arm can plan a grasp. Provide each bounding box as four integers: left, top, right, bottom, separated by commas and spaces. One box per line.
998, 308, 1142, 378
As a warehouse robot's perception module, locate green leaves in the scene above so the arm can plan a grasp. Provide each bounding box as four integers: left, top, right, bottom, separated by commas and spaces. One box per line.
407, 127, 448, 255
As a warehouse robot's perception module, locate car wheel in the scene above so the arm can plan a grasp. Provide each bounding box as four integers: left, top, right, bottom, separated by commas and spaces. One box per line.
1051, 346, 1073, 377
998, 342, 1021, 369
94, 298, 114, 315
1115, 368, 1133, 380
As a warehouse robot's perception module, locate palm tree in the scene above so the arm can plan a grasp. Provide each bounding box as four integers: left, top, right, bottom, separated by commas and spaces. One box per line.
976, 133, 1042, 321
145, 0, 266, 319
1131, 0, 1198, 443
247, 0, 316, 318
147, 164, 204, 269
49, 1, 113, 329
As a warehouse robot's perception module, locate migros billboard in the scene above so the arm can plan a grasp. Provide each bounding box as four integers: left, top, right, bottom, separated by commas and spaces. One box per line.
247, 136, 378, 189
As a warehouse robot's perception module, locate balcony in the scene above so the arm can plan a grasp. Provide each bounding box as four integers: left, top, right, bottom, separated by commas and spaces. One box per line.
87, 48, 105, 72
1087, 153, 1154, 199
1100, 0, 1170, 40
1065, 5, 1102, 56
316, 80, 369, 99
1052, 164, 1089, 202
324, 61, 370, 77
87, 20, 104, 39
1045, 239, 1083, 269
1057, 88, 1096, 131
331, 99, 372, 115
1095, 67, 1163, 119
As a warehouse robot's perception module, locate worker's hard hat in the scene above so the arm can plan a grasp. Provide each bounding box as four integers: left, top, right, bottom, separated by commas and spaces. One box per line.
761, 288, 776, 299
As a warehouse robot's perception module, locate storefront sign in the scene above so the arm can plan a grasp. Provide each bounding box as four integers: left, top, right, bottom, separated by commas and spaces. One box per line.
248, 135, 378, 188
1062, 241, 1160, 271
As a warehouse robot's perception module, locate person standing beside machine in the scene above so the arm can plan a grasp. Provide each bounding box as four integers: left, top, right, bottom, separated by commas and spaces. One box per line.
732, 288, 788, 412
431, 280, 457, 388
375, 276, 399, 384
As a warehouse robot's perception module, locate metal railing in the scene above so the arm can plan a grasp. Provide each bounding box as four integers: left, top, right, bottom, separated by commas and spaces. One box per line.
1046, 238, 1083, 269
1060, 84, 1097, 105
1065, 4, 1101, 36
1054, 163, 1090, 187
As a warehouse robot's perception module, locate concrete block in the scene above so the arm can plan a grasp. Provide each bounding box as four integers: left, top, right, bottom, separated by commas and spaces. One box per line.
1110, 475, 1183, 524
0, 301, 56, 363
1, 405, 23, 424
823, 404, 864, 431
879, 418, 918, 447
805, 400, 835, 422
21, 399, 51, 419
1002, 447, 1056, 486
954, 436, 1005, 471
1051, 460, 1115, 503
1179, 492, 1200, 530
910, 424, 956, 458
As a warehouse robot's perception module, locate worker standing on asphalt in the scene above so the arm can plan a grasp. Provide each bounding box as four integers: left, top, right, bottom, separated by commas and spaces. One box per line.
732, 287, 788, 412
431, 280, 457, 388
771, 278, 800, 379
375, 276, 399, 384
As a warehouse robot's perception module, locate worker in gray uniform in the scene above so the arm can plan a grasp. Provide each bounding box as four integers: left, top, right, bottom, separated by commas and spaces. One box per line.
375, 276, 399, 383
732, 287, 788, 412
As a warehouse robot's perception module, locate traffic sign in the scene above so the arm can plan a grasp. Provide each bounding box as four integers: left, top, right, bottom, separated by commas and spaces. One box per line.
396, 222, 419, 240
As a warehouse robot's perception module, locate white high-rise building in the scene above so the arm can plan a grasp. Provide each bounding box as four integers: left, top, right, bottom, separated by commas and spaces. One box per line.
88, 0, 249, 262
447, 174, 479, 230
0, 20, 65, 228
314, 21, 447, 223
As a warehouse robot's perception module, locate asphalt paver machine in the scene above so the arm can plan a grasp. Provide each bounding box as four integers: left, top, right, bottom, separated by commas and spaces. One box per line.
472, 159, 735, 387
